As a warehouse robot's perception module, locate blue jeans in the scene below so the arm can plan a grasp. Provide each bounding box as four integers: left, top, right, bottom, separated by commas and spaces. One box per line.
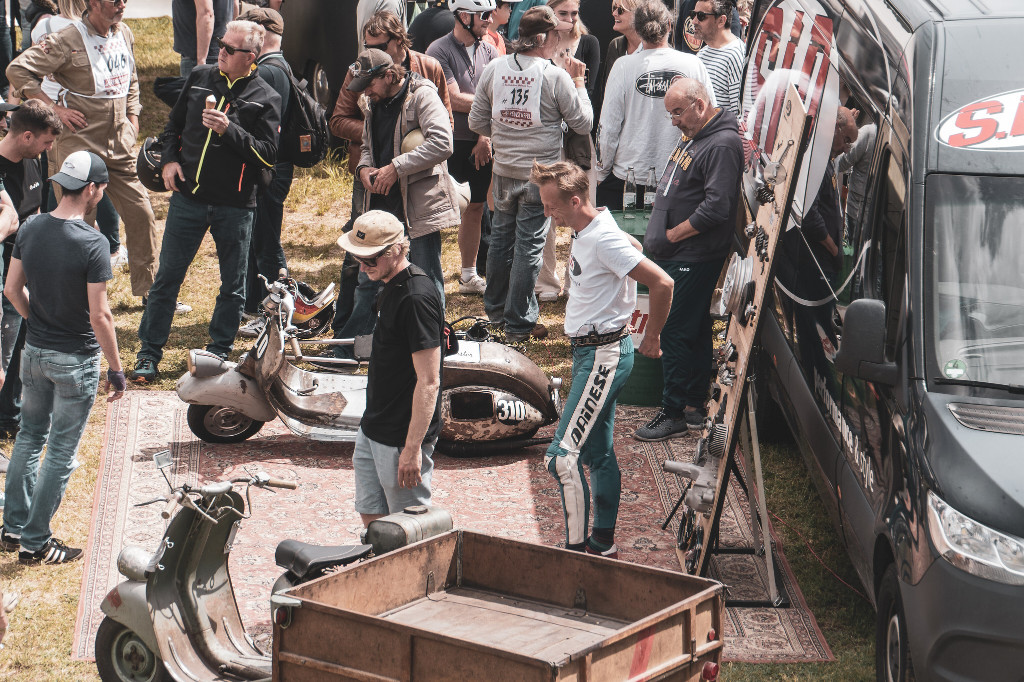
3, 345, 100, 551
656, 258, 724, 416
245, 163, 293, 313
485, 174, 547, 336
138, 192, 254, 363
409, 231, 444, 307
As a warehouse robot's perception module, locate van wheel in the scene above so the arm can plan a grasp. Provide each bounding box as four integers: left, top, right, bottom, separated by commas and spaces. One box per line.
187, 404, 265, 443
95, 617, 169, 682
876, 565, 915, 682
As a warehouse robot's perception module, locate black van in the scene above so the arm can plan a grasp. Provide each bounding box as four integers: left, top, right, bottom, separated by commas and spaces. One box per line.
742, 0, 1024, 680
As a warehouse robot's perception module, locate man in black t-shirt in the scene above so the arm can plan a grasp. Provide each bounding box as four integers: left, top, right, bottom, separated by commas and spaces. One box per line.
409, 0, 456, 53
337, 210, 444, 526
0, 101, 61, 449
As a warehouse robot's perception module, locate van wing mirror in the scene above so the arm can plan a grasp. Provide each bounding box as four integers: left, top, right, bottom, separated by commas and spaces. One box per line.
835, 299, 898, 386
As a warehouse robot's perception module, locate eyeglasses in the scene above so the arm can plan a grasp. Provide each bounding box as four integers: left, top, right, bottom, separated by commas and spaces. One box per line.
611, 4, 630, 15
352, 246, 393, 267
665, 99, 698, 120
688, 10, 722, 21
348, 61, 389, 79
98, 0, 127, 5
216, 38, 253, 56
363, 39, 391, 50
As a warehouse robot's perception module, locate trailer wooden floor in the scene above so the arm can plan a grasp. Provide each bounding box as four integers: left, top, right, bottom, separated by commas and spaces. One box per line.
380, 587, 631, 660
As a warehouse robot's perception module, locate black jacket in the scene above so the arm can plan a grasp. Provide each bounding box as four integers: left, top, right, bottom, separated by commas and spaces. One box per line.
161, 64, 281, 208
644, 108, 743, 263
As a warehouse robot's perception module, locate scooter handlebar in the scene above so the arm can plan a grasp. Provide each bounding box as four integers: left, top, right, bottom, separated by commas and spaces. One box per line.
161, 491, 185, 519
264, 478, 298, 490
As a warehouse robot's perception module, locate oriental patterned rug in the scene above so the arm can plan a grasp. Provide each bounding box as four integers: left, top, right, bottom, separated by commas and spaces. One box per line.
73, 391, 831, 664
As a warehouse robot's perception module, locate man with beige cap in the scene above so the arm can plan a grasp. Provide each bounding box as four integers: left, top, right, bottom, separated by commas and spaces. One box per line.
337, 210, 444, 525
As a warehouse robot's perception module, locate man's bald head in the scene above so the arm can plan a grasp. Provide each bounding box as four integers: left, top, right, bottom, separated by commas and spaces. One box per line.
664, 78, 715, 138
832, 106, 859, 157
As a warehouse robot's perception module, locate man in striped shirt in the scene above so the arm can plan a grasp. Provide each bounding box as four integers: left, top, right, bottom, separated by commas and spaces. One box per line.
691, 0, 745, 119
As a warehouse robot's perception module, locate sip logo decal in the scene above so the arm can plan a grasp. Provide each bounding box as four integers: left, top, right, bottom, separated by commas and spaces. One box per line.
496, 399, 527, 424
936, 89, 1024, 150
635, 71, 682, 98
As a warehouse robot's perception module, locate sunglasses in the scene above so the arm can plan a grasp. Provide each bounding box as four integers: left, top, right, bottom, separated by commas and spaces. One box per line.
363, 38, 391, 50
611, 4, 630, 15
98, 0, 127, 5
348, 61, 389, 79
216, 37, 253, 56
688, 10, 722, 21
352, 246, 393, 267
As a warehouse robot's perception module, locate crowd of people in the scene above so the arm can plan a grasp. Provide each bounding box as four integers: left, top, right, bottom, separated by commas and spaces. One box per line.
0, 0, 758, 604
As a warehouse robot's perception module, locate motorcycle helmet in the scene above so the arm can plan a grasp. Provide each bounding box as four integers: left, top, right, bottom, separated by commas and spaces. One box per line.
137, 137, 167, 193
291, 281, 337, 339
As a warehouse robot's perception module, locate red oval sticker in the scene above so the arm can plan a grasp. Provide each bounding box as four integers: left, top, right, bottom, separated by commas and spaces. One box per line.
936, 89, 1024, 150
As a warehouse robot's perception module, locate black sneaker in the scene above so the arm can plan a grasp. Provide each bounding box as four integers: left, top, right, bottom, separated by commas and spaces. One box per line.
0, 529, 20, 552
128, 357, 159, 383
684, 408, 706, 430
633, 411, 689, 441
19, 537, 83, 565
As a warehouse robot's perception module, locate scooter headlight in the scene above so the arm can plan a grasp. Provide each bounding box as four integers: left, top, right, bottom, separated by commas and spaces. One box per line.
117, 545, 156, 581
188, 350, 230, 378
927, 490, 1024, 585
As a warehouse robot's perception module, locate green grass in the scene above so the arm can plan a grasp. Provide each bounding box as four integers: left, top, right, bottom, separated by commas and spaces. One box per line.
0, 16, 875, 681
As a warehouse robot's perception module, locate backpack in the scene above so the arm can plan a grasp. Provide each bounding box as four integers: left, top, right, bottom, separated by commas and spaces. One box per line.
258, 54, 330, 168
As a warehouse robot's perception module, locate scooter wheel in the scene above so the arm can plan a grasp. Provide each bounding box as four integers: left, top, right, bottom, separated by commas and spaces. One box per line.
95, 616, 169, 682
187, 404, 265, 443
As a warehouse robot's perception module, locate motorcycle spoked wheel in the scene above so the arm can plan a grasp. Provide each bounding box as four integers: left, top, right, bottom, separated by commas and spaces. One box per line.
187, 404, 266, 443
436, 434, 552, 458
95, 616, 169, 682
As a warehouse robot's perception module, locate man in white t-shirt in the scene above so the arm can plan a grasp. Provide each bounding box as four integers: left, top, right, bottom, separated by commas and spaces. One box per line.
530, 160, 672, 559
597, 0, 716, 210
692, 0, 745, 119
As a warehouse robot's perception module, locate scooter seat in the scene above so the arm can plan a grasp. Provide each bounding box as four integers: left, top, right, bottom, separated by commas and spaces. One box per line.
275, 540, 373, 579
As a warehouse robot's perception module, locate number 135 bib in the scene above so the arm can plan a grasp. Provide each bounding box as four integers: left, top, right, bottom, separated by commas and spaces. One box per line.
491, 57, 545, 130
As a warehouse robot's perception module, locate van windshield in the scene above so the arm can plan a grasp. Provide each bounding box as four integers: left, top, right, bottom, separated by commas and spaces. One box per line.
927, 174, 1024, 389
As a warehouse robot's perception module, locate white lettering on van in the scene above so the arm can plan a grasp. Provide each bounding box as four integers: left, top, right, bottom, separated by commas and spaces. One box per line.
814, 368, 875, 494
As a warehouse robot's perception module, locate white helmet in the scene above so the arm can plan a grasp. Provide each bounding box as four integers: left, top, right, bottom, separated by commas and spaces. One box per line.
449, 0, 497, 13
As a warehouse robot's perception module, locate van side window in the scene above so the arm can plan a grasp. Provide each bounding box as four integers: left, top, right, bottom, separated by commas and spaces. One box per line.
868, 152, 908, 358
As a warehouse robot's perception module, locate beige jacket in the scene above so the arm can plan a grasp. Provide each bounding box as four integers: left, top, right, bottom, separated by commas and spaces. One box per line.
7, 15, 141, 167
358, 75, 460, 239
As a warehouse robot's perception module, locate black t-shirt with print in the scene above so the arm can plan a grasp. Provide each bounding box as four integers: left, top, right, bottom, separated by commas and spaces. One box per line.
0, 153, 44, 226
361, 265, 444, 447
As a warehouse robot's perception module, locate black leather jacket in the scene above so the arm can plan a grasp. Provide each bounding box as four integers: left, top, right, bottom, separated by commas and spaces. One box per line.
161, 64, 281, 208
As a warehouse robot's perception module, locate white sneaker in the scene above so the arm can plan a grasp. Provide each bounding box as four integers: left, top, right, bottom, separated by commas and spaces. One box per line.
537, 291, 560, 302
458, 275, 486, 294
173, 301, 192, 315
237, 317, 266, 338
110, 245, 129, 270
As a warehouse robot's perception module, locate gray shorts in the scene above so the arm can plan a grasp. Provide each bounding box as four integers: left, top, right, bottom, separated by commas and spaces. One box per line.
353, 428, 435, 515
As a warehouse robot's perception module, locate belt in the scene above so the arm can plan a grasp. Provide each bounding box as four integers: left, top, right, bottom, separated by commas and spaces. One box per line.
570, 326, 629, 347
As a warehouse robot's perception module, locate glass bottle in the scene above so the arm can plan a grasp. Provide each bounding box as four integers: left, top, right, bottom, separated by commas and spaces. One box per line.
643, 166, 658, 218
623, 166, 637, 220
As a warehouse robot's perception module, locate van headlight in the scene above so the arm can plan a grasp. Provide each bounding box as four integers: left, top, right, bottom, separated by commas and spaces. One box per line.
927, 490, 1024, 585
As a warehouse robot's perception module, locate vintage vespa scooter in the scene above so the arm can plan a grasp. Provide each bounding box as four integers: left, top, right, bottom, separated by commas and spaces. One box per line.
177, 275, 563, 456
96, 450, 453, 682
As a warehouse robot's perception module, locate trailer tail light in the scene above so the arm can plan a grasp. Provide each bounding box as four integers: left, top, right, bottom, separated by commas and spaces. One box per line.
702, 661, 720, 680
707, 627, 717, 641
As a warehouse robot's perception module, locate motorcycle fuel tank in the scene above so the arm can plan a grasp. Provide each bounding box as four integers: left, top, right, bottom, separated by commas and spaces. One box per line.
364, 506, 454, 555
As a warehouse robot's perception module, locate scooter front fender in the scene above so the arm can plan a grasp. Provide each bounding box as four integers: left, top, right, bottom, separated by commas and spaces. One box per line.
99, 579, 160, 657
176, 366, 277, 423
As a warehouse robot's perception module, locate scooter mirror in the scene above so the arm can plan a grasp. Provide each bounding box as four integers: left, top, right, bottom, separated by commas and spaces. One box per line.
153, 449, 173, 470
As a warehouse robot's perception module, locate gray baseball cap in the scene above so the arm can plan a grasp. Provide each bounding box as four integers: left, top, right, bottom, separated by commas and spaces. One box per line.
49, 150, 109, 191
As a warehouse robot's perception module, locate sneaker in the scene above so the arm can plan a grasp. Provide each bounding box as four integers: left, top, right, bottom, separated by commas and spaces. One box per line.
128, 358, 159, 383
141, 296, 192, 315
633, 411, 689, 441
241, 311, 259, 322
237, 317, 266, 339
684, 408, 706, 430
537, 291, 560, 302
19, 537, 82, 565
584, 543, 619, 559
506, 323, 549, 344
110, 245, 129, 270
0, 529, 20, 552
458, 275, 486, 294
